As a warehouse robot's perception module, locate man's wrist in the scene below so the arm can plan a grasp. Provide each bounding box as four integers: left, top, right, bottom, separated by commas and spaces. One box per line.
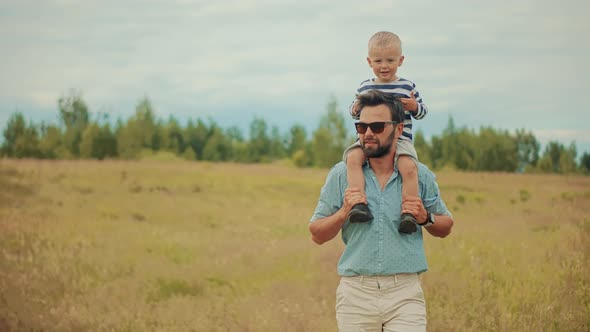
418, 211, 434, 228
417, 214, 428, 226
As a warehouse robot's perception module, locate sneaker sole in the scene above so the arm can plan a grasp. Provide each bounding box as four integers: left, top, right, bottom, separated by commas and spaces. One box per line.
398, 219, 417, 234
348, 211, 372, 223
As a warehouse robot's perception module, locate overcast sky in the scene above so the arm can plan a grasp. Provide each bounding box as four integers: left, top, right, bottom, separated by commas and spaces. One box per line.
1, 0, 589, 154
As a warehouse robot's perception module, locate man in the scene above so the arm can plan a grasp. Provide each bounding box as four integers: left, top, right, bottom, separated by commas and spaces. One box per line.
309, 90, 454, 332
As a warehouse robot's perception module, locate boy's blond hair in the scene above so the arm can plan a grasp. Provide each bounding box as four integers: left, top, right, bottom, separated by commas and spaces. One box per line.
368, 31, 402, 52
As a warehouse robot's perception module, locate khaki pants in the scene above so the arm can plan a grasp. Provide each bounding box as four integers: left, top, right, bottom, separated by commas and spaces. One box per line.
335, 274, 426, 332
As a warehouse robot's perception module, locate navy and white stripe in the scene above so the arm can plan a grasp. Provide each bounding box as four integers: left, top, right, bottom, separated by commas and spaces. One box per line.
349, 78, 428, 142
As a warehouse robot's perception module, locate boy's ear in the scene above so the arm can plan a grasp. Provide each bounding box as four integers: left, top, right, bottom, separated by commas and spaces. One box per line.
366, 57, 372, 67
399, 55, 405, 66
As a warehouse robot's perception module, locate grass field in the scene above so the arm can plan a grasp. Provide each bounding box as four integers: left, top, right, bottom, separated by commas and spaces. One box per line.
0, 159, 588, 331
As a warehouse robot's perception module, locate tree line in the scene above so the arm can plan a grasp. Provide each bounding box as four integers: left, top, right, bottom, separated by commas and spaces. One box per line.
2, 92, 589, 175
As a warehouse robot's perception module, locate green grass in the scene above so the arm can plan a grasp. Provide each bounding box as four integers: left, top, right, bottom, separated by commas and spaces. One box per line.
0, 159, 588, 331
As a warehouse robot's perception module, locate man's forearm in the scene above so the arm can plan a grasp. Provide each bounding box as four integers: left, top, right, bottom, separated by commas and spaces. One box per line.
425, 214, 453, 238
309, 208, 347, 245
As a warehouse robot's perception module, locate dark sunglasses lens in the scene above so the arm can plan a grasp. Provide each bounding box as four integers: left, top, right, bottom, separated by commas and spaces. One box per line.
370, 123, 385, 133
355, 122, 387, 134
355, 123, 367, 134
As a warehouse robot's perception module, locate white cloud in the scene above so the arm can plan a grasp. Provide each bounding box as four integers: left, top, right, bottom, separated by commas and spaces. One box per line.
534, 130, 590, 143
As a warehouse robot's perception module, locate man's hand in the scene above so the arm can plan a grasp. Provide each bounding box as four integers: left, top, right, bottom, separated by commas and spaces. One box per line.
400, 91, 418, 113
402, 195, 427, 224
309, 187, 368, 245
403, 196, 455, 237
344, 188, 367, 214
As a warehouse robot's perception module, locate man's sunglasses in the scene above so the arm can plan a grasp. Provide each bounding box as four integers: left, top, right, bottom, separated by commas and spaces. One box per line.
354, 121, 399, 134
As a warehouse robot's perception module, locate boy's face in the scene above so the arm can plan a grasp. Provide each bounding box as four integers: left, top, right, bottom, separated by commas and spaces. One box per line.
367, 46, 404, 83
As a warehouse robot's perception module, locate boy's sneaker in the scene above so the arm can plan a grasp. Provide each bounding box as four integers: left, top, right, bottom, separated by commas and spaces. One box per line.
398, 213, 418, 234
347, 203, 373, 223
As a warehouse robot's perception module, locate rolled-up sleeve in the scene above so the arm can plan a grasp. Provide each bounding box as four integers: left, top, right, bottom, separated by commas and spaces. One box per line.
419, 165, 452, 218
310, 163, 346, 223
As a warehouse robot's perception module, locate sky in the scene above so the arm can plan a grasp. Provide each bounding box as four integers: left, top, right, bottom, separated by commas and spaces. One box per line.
1, 0, 589, 155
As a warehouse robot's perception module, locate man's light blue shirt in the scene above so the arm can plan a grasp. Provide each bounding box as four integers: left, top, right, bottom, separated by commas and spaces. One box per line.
310, 161, 451, 276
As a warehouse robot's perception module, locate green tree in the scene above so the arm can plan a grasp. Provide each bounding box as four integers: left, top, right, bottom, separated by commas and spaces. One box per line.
515, 129, 540, 172
536, 155, 553, 173
226, 126, 249, 162
38, 123, 63, 159
226, 126, 244, 143
440, 116, 458, 168
293, 145, 313, 168
184, 118, 210, 160
165, 116, 185, 155
535, 141, 578, 174
538, 141, 565, 173
133, 98, 159, 150
429, 135, 445, 170
80, 122, 117, 160
287, 124, 308, 158
1, 112, 41, 158
152, 120, 165, 153
580, 151, 590, 174
311, 128, 333, 168
311, 98, 349, 168
20, 122, 41, 158
559, 142, 577, 174
79, 123, 101, 159
248, 117, 271, 162
232, 141, 250, 163
269, 125, 286, 160
474, 127, 518, 172
116, 120, 143, 159
1, 112, 26, 157
452, 128, 476, 170
413, 129, 431, 168
182, 147, 196, 160
202, 127, 232, 161
58, 91, 89, 157
427, 116, 460, 170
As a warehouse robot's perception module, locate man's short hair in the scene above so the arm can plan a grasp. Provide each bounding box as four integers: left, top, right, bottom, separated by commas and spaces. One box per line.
356, 90, 405, 123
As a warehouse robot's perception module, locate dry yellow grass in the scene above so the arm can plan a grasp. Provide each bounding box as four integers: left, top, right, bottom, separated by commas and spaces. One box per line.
0, 159, 588, 331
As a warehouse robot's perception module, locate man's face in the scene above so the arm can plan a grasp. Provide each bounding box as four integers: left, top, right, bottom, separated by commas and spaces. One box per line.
358, 104, 402, 158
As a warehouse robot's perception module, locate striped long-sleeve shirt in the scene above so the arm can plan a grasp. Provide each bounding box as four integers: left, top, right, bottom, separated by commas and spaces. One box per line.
349, 77, 428, 142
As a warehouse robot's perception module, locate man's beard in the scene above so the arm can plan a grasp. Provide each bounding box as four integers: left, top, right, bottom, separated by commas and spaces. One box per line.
361, 130, 395, 158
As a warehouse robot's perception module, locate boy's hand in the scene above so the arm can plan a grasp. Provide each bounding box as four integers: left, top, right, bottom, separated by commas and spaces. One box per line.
350, 101, 360, 117
400, 91, 418, 113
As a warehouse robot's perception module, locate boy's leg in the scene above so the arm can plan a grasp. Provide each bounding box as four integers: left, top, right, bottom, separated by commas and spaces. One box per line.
397, 155, 419, 233
344, 143, 373, 223
395, 140, 420, 234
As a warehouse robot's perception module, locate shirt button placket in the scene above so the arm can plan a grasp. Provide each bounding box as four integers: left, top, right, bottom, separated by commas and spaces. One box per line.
378, 195, 384, 271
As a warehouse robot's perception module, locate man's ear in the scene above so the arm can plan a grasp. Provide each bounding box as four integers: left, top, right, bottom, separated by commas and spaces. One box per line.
396, 123, 404, 136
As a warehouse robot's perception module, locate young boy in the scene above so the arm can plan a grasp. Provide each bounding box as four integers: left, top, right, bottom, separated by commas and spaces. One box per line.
345, 31, 428, 234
